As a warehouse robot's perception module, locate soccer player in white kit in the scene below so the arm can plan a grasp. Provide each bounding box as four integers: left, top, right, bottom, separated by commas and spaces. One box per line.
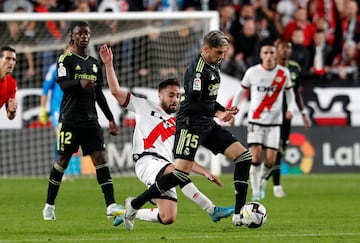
232, 41, 296, 201
99, 44, 234, 228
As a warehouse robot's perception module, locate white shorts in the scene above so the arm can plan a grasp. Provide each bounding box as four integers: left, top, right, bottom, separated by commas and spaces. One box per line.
247, 124, 280, 150
135, 155, 177, 200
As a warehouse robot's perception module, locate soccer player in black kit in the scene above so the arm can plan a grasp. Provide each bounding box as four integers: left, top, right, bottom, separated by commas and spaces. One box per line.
42, 21, 124, 220
123, 30, 252, 230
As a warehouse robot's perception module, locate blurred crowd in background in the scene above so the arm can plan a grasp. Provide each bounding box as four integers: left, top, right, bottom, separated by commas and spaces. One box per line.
1, 0, 360, 86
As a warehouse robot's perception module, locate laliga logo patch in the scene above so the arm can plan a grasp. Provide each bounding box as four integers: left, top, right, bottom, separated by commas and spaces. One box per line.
193, 73, 201, 91
57, 63, 66, 77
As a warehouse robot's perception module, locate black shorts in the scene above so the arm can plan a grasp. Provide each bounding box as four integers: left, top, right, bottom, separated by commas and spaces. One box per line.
57, 122, 105, 156
173, 122, 237, 161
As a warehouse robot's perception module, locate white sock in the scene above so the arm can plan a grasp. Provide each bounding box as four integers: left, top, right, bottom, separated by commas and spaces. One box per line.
249, 164, 261, 195
260, 163, 271, 180
136, 208, 159, 222
181, 182, 215, 214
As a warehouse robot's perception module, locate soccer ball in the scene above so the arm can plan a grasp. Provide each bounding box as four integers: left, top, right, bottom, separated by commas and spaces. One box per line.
240, 202, 267, 228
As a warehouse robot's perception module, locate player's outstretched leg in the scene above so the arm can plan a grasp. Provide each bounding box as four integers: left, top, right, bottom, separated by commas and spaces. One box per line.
209, 205, 235, 222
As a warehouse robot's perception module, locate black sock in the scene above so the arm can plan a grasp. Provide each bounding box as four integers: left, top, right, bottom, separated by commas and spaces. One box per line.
46, 164, 64, 205
96, 164, 115, 206
272, 152, 282, 186
233, 151, 251, 214
131, 169, 189, 209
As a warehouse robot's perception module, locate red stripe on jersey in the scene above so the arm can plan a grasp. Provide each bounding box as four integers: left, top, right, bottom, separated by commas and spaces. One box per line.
253, 69, 286, 119
143, 117, 176, 149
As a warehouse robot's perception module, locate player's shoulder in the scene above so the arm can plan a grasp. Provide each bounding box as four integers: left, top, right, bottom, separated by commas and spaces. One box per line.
193, 55, 208, 73
288, 59, 301, 71
5, 74, 17, 83
58, 52, 73, 62
245, 64, 260, 73
87, 55, 99, 62
275, 64, 291, 74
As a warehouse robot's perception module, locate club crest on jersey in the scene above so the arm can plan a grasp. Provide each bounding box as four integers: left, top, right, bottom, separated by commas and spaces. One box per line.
57, 63, 66, 77
193, 78, 201, 91
93, 64, 98, 73
275, 76, 283, 83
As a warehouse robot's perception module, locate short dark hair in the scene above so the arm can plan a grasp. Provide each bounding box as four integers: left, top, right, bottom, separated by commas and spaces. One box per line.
68, 21, 90, 45
0, 46, 16, 57
275, 39, 291, 48
260, 39, 275, 49
158, 78, 180, 92
69, 21, 89, 34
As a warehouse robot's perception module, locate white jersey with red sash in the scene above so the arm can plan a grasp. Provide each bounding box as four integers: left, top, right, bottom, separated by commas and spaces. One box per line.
124, 94, 176, 162
241, 64, 292, 125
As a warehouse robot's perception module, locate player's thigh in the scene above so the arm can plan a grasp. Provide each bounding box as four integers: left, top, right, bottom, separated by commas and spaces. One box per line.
136, 157, 178, 200
80, 125, 105, 155
135, 157, 170, 187
57, 122, 80, 156
247, 123, 265, 146
173, 125, 202, 161
203, 124, 238, 156
264, 126, 280, 150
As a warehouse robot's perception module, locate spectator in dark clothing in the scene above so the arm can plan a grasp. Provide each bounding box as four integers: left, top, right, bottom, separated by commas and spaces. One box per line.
232, 18, 261, 70
290, 28, 310, 75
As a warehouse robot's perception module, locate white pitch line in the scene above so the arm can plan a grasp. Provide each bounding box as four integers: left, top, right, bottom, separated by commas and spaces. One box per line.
1, 232, 360, 242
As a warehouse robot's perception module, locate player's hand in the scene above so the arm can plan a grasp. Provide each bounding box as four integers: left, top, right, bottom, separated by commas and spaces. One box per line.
302, 114, 310, 130
215, 110, 235, 123
109, 120, 119, 136
205, 173, 223, 187
7, 98, 17, 113
226, 106, 239, 115
99, 44, 113, 65
7, 98, 17, 120
38, 107, 48, 125
80, 79, 96, 90
285, 111, 293, 120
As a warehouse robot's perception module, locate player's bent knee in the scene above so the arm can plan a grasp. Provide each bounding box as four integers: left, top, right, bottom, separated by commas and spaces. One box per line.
158, 214, 176, 225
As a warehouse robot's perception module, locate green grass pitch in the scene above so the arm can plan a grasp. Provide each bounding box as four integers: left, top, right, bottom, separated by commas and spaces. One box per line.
0, 173, 359, 243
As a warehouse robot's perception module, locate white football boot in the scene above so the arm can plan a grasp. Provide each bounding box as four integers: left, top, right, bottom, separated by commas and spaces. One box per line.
106, 203, 125, 219
42, 204, 56, 220
124, 197, 138, 231
273, 185, 286, 198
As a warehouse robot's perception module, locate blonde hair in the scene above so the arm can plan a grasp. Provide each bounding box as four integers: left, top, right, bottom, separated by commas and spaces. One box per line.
203, 30, 229, 48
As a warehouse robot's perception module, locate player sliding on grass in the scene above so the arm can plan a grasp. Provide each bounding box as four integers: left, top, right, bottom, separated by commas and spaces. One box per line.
106, 30, 252, 230
99, 44, 234, 228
